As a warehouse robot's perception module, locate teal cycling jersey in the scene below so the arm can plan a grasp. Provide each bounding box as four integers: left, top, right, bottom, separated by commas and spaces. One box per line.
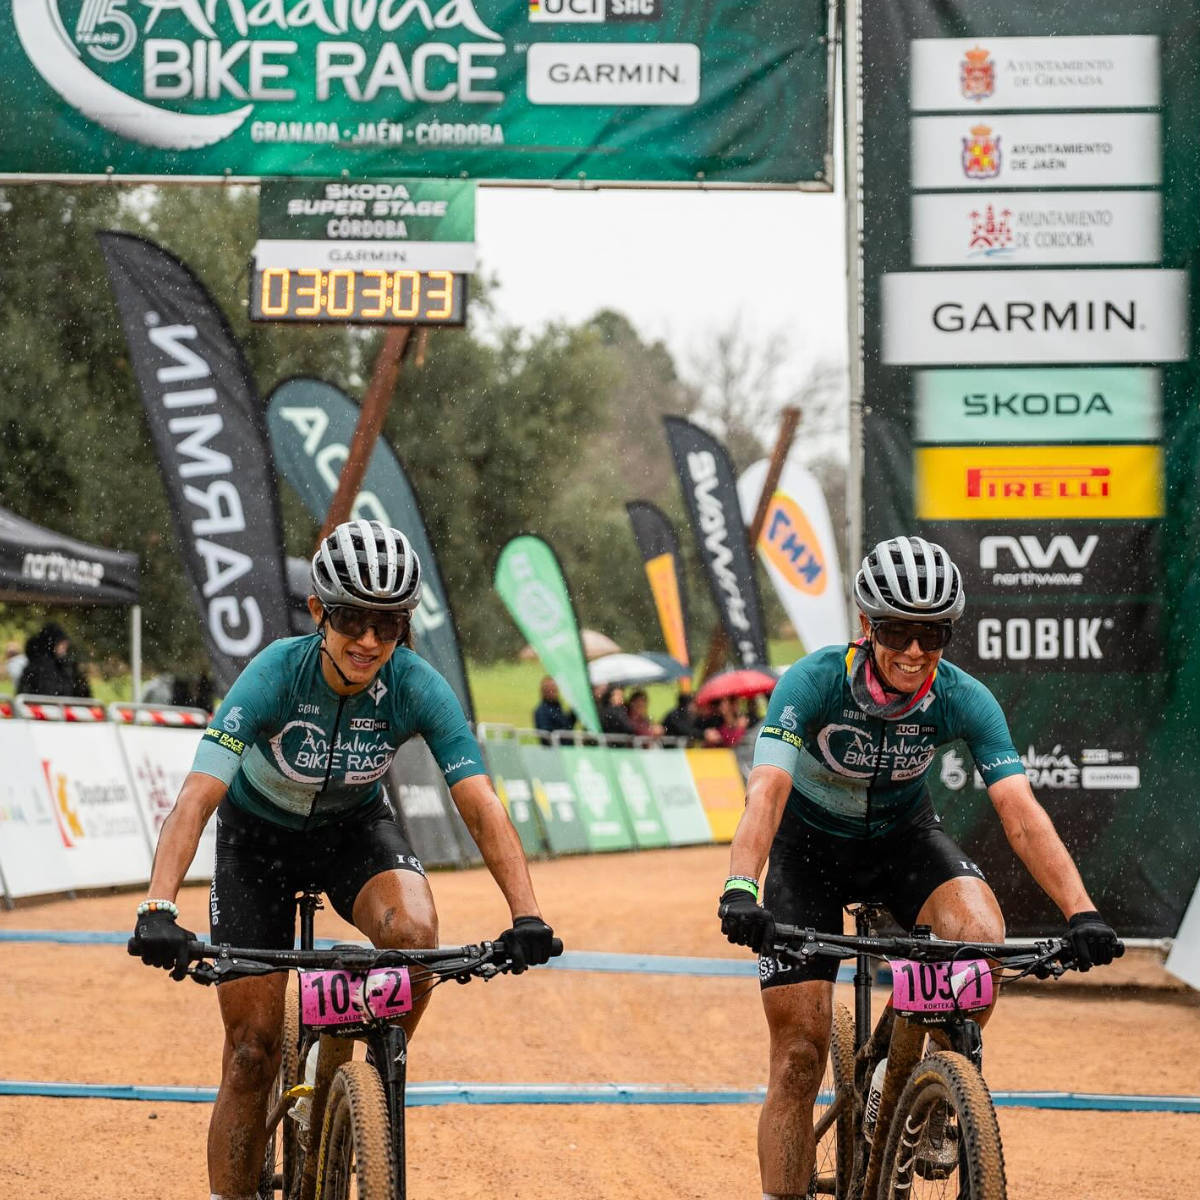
191, 635, 485, 830
753, 644, 1024, 839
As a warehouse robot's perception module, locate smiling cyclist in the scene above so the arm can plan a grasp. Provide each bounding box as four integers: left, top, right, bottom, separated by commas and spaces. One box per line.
717, 534, 1120, 1200
129, 520, 556, 1200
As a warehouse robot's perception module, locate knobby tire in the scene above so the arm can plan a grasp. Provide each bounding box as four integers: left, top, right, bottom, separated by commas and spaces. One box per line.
262, 985, 301, 1199
876, 1050, 1006, 1200
812, 1001, 856, 1198
316, 1060, 396, 1200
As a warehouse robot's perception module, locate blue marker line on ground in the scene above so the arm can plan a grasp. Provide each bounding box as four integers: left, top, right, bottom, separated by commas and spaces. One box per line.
0, 931, 858, 981
2, 1080, 1198, 1113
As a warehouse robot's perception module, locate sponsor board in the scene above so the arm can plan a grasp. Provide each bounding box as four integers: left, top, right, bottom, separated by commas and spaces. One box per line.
911, 113, 1160, 190
882, 270, 1188, 365
526, 43, 700, 105
911, 192, 1161, 267
914, 368, 1161, 443
916, 444, 1163, 520
923, 522, 1159, 596
947, 602, 1158, 674
910, 36, 1160, 111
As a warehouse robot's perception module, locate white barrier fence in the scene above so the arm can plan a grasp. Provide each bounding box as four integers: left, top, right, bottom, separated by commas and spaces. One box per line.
0, 710, 210, 903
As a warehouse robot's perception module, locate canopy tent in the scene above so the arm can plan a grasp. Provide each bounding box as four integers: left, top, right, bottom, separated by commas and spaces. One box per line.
0, 504, 142, 695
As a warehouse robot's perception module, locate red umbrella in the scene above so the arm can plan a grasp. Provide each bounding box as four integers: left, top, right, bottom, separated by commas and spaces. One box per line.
694, 667, 778, 706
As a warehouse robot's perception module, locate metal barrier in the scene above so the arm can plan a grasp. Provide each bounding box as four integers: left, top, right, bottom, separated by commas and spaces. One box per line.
107, 701, 210, 727
14, 694, 107, 721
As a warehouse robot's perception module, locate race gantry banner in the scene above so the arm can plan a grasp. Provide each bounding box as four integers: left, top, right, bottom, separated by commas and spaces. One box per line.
664, 416, 769, 670
267, 377, 475, 721
625, 500, 691, 673
493, 534, 601, 733
737, 459, 848, 654
4, 0, 833, 185
98, 232, 292, 691
854, 1, 1200, 936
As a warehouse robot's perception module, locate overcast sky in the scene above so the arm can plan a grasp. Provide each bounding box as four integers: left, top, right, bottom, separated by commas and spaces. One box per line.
473, 184, 850, 409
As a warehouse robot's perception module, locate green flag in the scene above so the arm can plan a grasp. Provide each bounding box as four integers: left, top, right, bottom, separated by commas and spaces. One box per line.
494, 535, 600, 734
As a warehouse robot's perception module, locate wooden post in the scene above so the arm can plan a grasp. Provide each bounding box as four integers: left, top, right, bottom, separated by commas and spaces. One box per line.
698, 406, 801, 683
316, 326, 412, 547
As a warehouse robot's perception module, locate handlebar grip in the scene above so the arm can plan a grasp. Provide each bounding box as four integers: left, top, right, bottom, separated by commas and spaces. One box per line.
550, 938, 564, 958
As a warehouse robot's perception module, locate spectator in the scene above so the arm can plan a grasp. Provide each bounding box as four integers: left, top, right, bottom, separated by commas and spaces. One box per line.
715, 696, 750, 747
626, 689, 664, 741
598, 685, 637, 736
18, 623, 91, 698
141, 672, 174, 705
5, 640, 27, 689
661, 690, 711, 745
694, 698, 726, 747
533, 676, 576, 741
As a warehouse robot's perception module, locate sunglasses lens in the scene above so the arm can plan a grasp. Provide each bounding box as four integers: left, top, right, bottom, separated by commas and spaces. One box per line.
874, 622, 951, 652
327, 608, 403, 642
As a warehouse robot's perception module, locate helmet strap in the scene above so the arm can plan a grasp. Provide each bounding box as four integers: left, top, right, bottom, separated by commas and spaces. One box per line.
317, 615, 372, 693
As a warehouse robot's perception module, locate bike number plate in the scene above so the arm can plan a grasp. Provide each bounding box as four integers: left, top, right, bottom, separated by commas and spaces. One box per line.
298, 968, 413, 1026
888, 958, 993, 1014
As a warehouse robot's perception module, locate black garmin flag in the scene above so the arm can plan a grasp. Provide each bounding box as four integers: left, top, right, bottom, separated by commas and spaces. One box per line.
98, 232, 291, 689
663, 416, 769, 668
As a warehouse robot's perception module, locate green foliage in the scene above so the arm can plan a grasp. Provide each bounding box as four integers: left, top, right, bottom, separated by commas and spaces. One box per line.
0, 183, 831, 681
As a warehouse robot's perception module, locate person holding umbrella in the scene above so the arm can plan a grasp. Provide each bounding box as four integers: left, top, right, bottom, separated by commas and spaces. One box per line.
716, 535, 1121, 1200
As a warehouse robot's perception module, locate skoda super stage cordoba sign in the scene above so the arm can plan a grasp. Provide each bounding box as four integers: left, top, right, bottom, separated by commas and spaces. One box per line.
3, 0, 832, 184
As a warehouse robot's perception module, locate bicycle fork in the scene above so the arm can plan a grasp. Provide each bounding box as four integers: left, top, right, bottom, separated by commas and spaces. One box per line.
367, 1024, 410, 1200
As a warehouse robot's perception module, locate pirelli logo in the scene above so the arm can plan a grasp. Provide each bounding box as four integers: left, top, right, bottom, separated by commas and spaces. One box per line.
917, 445, 1162, 519
204, 727, 247, 756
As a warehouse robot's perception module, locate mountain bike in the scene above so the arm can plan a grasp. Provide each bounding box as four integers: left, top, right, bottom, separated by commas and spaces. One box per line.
775, 904, 1122, 1200
184, 889, 562, 1200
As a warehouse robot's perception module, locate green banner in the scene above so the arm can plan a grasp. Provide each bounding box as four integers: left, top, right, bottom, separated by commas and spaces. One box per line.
481, 737, 547, 856
4, 2, 831, 185
857, 0, 1200, 936
494, 535, 600, 732
639, 747, 713, 845
518, 743, 590, 855
609, 748, 669, 848
557, 745, 635, 851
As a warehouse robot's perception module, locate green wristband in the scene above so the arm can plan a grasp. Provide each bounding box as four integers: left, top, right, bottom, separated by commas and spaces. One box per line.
723, 876, 759, 901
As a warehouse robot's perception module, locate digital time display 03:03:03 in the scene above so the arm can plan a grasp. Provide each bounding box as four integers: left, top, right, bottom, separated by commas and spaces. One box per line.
249, 267, 467, 326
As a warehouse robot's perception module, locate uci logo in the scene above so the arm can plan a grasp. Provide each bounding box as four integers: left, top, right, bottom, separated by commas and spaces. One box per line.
528, 0, 604, 22
760, 495, 827, 596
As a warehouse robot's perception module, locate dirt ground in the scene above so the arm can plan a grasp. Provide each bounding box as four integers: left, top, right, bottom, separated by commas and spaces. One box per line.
2, 843, 1197, 1198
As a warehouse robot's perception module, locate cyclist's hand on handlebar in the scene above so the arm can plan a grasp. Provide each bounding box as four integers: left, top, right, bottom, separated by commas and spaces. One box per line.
718, 889, 775, 954
128, 910, 196, 981
499, 915, 556, 974
1066, 910, 1123, 970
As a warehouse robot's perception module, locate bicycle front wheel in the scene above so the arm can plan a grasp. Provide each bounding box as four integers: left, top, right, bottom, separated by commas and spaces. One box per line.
316, 1060, 396, 1200
877, 1050, 1006, 1200
811, 1001, 856, 1198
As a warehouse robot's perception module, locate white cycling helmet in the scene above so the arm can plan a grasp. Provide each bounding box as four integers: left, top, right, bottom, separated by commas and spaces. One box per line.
311, 520, 422, 612
854, 535, 965, 623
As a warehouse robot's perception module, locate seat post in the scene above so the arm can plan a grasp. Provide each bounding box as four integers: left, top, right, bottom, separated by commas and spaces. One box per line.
297, 890, 322, 951
853, 904, 877, 1049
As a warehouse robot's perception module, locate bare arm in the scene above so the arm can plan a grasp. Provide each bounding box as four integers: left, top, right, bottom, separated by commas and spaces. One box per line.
727, 764, 794, 886
145, 772, 227, 902
987, 772, 1094, 918
449, 773, 541, 920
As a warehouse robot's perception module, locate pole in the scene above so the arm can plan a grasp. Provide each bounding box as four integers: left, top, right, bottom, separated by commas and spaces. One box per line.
698, 407, 801, 683
131, 604, 142, 703
316, 326, 413, 547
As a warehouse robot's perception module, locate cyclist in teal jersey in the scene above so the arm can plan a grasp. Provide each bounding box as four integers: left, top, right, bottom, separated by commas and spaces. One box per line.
130, 520, 555, 1200
717, 535, 1119, 1200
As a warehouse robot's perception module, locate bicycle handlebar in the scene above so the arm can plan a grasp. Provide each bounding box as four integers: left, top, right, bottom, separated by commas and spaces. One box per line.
768, 923, 1105, 974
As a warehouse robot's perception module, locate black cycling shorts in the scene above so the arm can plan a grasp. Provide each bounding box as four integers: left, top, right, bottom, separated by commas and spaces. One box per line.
758, 805, 987, 989
208, 797, 426, 953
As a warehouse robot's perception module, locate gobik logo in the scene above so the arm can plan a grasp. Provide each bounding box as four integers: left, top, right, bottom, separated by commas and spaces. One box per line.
976, 616, 1114, 662
529, 0, 661, 21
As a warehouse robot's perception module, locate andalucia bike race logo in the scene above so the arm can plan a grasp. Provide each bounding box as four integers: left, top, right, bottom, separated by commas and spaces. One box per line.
14, 0, 508, 150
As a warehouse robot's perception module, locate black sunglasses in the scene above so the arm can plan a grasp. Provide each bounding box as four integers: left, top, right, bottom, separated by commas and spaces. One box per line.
871, 620, 953, 653
324, 606, 408, 643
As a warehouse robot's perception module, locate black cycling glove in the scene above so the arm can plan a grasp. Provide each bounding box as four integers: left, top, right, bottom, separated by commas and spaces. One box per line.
1066, 910, 1123, 971
128, 909, 196, 981
718, 889, 775, 954
499, 916, 555, 974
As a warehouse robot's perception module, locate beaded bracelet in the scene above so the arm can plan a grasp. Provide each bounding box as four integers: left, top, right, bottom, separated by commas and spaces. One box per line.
722, 875, 760, 901
137, 899, 179, 918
